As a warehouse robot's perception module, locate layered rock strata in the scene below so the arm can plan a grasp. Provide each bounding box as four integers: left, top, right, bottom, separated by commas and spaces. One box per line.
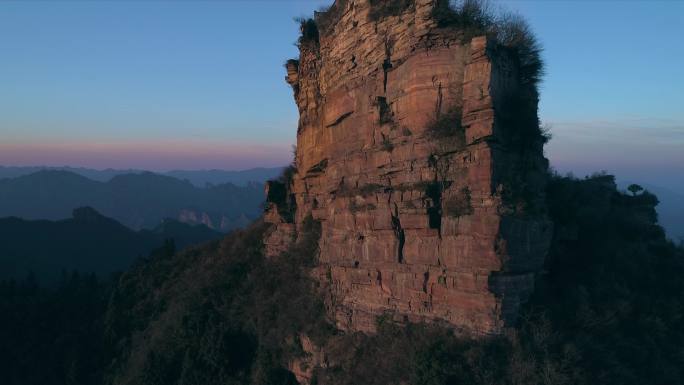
264, 0, 551, 335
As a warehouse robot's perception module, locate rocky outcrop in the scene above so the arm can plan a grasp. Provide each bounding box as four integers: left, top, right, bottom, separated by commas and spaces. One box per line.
287, 334, 327, 384
265, 0, 551, 335
178, 209, 252, 232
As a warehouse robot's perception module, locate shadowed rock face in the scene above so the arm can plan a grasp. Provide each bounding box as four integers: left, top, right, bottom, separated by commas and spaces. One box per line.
265, 0, 551, 335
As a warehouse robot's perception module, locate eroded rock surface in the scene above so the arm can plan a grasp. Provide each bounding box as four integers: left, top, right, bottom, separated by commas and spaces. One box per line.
265, 0, 551, 335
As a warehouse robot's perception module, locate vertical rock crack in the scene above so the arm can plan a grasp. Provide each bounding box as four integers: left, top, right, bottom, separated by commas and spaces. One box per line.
391, 203, 405, 264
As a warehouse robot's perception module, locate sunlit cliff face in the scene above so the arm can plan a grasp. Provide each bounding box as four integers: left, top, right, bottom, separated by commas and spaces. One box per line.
264, 0, 551, 335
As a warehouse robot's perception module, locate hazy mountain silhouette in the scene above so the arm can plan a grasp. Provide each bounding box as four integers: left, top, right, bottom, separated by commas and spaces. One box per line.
0, 207, 223, 283
0, 166, 140, 182
0, 170, 264, 231
0, 165, 283, 187
165, 167, 284, 187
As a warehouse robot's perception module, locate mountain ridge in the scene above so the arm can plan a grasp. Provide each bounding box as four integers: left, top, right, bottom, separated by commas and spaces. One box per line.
0, 165, 283, 187
0, 207, 223, 283
0, 169, 264, 231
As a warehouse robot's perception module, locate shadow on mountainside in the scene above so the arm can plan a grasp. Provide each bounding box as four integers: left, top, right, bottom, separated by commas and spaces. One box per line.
0, 207, 224, 284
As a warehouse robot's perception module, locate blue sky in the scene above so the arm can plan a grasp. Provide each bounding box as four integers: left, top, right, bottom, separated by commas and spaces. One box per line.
0, 0, 682, 189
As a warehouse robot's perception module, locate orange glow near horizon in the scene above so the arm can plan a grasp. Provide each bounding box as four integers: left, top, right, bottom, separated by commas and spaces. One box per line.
0, 139, 293, 171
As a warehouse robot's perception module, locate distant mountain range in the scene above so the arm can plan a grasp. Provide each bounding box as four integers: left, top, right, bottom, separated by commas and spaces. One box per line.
1, 165, 680, 241
0, 207, 223, 283
0, 170, 268, 231
0, 165, 284, 187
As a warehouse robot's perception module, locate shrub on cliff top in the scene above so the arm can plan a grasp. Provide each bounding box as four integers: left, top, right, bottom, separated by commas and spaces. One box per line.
433, 0, 493, 32
492, 13, 544, 87
369, 0, 414, 21
433, 0, 544, 88
296, 17, 319, 47
314, 0, 347, 35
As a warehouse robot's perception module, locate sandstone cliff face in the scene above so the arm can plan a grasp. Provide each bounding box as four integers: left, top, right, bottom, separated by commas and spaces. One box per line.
265, 0, 551, 335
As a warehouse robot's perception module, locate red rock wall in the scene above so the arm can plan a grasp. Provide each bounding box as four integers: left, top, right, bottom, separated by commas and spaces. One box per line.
265, 0, 551, 335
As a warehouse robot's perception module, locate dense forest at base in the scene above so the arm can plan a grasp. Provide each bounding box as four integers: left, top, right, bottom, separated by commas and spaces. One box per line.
2, 173, 683, 385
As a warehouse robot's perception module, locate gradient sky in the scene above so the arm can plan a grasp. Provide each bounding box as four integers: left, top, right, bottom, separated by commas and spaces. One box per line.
0, 1, 682, 189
